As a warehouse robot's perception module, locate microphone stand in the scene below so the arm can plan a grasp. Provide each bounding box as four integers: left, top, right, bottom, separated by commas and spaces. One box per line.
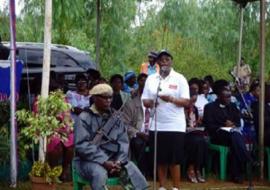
230, 71, 253, 119
152, 75, 162, 190
230, 72, 254, 190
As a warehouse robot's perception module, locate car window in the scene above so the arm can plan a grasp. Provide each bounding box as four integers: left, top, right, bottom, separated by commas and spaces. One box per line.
18, 48, 45, 67
51, 51, 78, 67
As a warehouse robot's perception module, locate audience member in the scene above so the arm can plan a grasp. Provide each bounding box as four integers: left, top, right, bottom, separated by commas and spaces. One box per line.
140, 51, 159, 75
232, 57, 252, 92
110, 74, 131, 110
238, 80, 260, 145
0, 35, 9, 60
251, 84, 270, 146
35, 80, 73, 182
122, 73, 151, 176
87, 68, 101, 90
185, 93, 208, 183
66, 73, 90, 115
203, 75, 214, 93
123, 71, 138, 97
74, 84, 148, 190
203, 80, 252, 183
188, 78, 208, 120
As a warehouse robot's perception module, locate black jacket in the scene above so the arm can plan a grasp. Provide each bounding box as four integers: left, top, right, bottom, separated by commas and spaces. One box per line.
203, 100, 241, 136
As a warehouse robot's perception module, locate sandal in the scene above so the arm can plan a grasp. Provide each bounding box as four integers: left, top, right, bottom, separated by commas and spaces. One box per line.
187, 169, 198, 183
196, 170, 205, 183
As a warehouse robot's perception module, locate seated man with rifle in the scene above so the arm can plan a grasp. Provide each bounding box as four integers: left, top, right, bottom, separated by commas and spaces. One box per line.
73, 83, 148, 190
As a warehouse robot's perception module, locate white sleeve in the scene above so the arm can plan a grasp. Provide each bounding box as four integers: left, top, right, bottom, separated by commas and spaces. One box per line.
179, 76, 190, 99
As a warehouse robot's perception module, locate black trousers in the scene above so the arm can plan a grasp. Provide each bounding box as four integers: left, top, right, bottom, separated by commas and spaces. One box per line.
185, 132, 208, 170
210, 129, 252, 180
130, 137, 152, 177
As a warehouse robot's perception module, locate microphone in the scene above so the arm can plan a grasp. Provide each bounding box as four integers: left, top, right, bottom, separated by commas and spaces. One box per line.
160, 66, 168, 76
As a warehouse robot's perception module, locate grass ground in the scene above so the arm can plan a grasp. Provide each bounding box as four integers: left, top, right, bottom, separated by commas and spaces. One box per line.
1, 177, 270, 190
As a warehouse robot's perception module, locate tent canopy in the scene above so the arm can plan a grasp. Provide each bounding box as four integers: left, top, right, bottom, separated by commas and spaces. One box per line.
232, 0, 259, 7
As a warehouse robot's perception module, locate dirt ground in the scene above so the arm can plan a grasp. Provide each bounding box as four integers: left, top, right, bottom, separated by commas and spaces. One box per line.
1, 176, 270, 190
56, 178, 270, 190
0, 175, 270, 190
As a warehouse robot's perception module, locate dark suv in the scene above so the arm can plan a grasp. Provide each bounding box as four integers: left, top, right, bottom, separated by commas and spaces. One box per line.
3, 42, 96, 95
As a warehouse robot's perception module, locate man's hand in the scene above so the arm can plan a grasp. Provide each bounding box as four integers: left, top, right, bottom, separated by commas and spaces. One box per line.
73, 107, 84, 115
102, 161, 115, 171
225, 120, 235, 128
102, 161, 121, 174
136, 132, 149, 141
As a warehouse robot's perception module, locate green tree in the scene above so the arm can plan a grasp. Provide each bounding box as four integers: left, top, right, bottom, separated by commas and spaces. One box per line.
2, 0, 269, 80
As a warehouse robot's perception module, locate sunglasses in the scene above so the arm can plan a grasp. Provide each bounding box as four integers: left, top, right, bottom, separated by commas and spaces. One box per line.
97, 95, 113, 100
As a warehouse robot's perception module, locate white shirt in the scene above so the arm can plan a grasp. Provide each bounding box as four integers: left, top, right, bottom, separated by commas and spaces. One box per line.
141, 69, 190, 132
66, 90, 90, 109
195, 94, 209, 117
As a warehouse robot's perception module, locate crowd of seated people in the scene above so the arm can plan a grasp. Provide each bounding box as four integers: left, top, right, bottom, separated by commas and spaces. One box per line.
27, 50, 269, 189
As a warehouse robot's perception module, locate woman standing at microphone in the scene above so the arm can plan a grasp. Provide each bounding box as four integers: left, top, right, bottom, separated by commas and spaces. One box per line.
142, 50, 190, 190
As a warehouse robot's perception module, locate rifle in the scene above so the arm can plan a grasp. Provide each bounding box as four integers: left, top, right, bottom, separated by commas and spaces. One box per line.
91, 109, 123, 153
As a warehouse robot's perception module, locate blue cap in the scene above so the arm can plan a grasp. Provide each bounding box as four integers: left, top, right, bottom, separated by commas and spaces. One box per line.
124, 71, 136, 82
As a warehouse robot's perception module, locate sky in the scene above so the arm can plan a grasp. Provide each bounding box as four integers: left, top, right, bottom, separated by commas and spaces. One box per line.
0, 0, 23, 15
134, 0, 164, 27
0, 0, 164, 20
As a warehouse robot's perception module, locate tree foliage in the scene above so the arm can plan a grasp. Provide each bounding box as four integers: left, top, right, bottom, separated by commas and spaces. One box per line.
1, 0, 270, 81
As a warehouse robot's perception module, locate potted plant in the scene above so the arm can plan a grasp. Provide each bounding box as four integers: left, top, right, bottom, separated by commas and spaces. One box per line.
0, 101, 31, 181
16, 90, 73, 190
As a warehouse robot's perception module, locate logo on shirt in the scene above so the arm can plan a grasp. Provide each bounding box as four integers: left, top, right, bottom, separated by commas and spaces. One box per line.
169, 84, 178, 90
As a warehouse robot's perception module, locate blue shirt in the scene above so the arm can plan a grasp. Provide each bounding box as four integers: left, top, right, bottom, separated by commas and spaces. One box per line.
147, 64, 158, 75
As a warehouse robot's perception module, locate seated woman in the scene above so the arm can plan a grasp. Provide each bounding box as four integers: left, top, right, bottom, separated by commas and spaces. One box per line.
109, 74, 130, 111
123, 71, 138, 97
252, 84, 270, 146
66, 73, 90, 115
34, 80, 73, 182
185, 93, 208, 183
238, 80, 260, 146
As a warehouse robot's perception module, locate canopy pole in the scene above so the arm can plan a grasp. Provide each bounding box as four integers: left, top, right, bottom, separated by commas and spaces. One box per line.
95, 0, 101, 70
9, 0, 17, 187
39, 0, 52, 162
259, 0, 266, 180
237, 4, 244, 77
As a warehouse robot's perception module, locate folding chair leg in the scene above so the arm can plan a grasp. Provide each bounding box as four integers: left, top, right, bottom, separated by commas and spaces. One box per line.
219, 148, 228, 181
73, 182, 83, 190
267, 148, 270, 181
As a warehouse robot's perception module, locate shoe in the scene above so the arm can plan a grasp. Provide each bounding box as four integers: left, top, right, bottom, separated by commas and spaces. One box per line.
187, 170, 198, 183
59, 171, 72, 182
158, 187, 167, 190
196, 170, 206, 183
251, 161, 260, 168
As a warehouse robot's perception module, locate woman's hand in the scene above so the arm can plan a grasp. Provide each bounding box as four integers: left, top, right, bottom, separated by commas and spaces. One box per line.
143, 99, 154, 108
159, 95, 174, 103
